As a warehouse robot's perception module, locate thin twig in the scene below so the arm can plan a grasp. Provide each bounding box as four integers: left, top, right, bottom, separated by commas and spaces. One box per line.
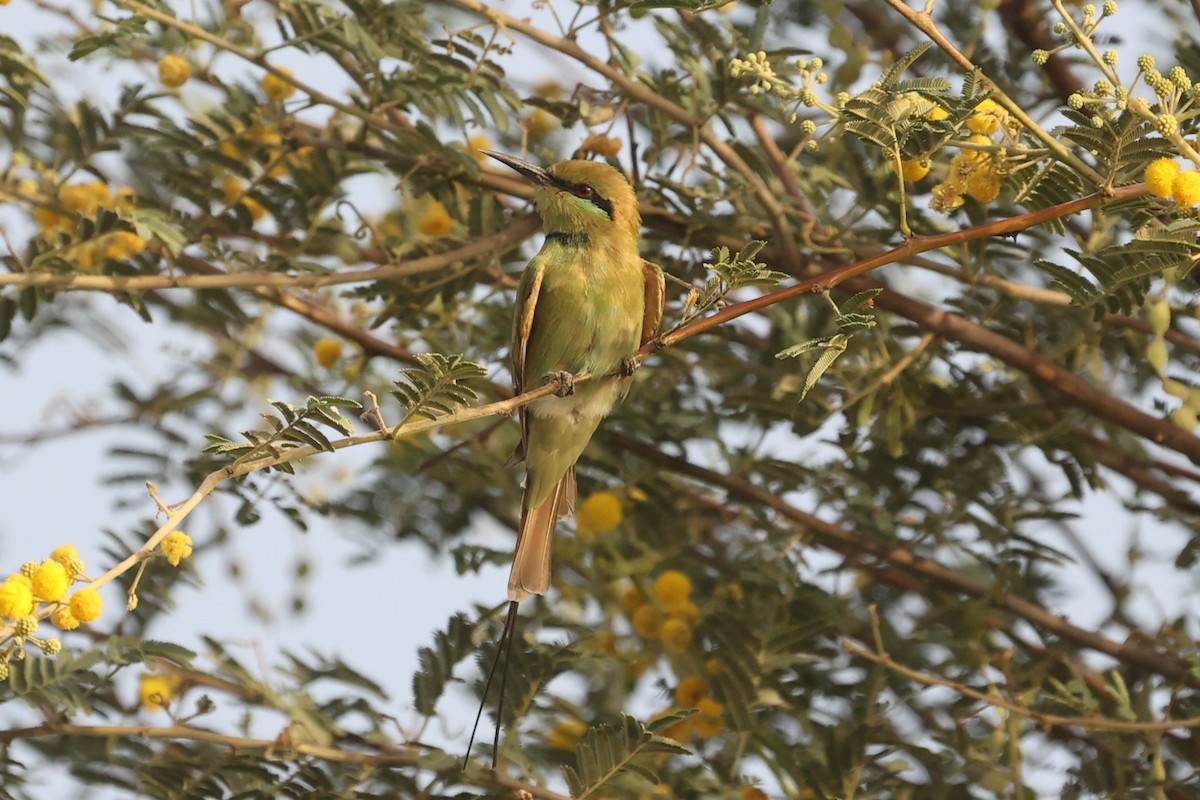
0, 220, 538, 291
846, 607, 1200, 733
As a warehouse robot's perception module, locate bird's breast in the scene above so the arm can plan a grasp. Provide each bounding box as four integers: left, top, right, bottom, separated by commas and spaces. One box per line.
523, 240, 644, 419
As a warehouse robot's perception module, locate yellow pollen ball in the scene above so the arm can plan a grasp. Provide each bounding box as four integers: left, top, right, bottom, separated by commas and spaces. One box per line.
692, 697, 726, 738
313, 338, 344, 368
243, 197, 267, 220
675, 675, 710, 706
415, 199, 453, 238
115, 186, 136, 211
580, 134, 623, 157
1172, 170, 1200, 206
660, 717, 692, 742
222, 178, 267, 220
51, 545, 84, 577
669, 601, 700, 625
158, 54, 191, 88
924, 104, 949, 121
261, 66, 297, 102
31, 560, 68, 602
59, 181, 111, 216
139, 674, 177, 710
577, 491, 623, 532
68, 588, 103, 623
652, 570, 692, 607
619, 583, 646, 613
965, 133, 994, 153
222, 176, 244, 204
899, 158, 930, 182
659, 618, 693, 652
34, 207, 66, 231
1145, 158, 1180, 198
966, 171, 1002, 203
631, 604, 662, 638
966, 98, 1007, 135
526, 108, 558, 139
160, 531, 194, 567
467, 134, 493, 162
931, 179, 965, 214
0, 576, 34, 620
51, 607, 79, 630
103, 231, 147, 261
245, 126, 283, 146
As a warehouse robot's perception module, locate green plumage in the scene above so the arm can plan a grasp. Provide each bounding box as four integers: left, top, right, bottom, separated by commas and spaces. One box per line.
489, 154, 664, 601
467, 151, 665, 770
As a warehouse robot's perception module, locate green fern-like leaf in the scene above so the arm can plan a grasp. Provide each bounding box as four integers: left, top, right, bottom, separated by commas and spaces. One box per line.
6, 650, 108, 715
680, 241, 786, 324
391, 353, 486, 428
704, 612, 763, 731
841, 88, 900, 150
1059, 110, 1167, 182
412, 613, 475, 716
777, 290, 878, 400
879, 42, 933, 89
201, 395, 360, 469
1011, 160, 1086, 232
1036, 229, 1200, 316
563, 714, 690, 798
1035, 260, 1100, 306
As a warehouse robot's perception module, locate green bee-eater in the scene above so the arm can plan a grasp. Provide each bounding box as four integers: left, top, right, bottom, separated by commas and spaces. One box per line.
467, 150, 664, 766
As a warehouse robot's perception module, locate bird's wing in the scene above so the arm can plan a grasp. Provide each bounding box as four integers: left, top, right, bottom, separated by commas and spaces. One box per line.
639, 259, 666, 348
511, 251, 551, 459
511, 253, 548, 396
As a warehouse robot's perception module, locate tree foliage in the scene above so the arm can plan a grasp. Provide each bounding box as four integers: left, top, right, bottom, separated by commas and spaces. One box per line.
3, 0, 1200, 797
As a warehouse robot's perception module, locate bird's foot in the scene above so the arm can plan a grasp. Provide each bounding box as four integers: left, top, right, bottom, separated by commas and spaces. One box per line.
552, 371, 575, 397
619, 356, 639, 377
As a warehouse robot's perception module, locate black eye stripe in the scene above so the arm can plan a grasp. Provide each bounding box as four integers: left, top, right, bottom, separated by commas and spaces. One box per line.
551, 176, 614, 220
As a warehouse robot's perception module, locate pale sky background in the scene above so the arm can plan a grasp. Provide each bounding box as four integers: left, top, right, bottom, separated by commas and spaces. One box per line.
0, 1, 1194, 798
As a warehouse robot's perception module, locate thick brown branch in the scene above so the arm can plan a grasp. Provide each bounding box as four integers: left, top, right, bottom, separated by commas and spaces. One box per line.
870, 283, 1200, 465
613, 434, 1200, 687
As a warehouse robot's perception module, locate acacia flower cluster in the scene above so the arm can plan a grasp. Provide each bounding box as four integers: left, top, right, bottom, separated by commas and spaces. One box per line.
158, 53, 191, 88
0, 545, 99, 678
927, 99, 1014, 213
625, 570, 701, 653
10, 173, 146, 272
613, 569, 735, 743
139, 672, 181, 712
261, 65, 297, 103
159, 531, 194, 568
730, 51, 835, 126
1144, 158, 1200, 207
313, 337, 345, 368
212, 122, 313, 226
577, 490, 624, 534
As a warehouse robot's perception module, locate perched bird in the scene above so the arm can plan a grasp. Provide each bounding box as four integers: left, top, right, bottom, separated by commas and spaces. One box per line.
467, 150, 664, 767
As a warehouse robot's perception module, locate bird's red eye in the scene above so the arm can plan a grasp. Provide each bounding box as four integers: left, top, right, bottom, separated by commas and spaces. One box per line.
573, 184, 594, 198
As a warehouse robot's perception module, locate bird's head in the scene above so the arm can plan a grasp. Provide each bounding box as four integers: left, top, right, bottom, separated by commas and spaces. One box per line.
483, 151, 640, 241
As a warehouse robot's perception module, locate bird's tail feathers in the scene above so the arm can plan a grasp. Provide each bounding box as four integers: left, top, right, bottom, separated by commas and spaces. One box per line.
508, 468, 574, 601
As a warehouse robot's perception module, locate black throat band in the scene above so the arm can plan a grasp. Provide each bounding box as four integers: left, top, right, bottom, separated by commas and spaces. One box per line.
545, 232, 591, 246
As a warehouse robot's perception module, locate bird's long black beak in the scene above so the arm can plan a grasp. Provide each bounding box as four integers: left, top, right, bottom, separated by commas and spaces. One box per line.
480, 149, 554, 186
